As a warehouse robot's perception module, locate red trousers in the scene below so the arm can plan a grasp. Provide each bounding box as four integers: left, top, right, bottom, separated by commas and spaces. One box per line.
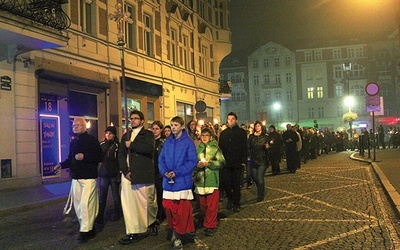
163, 199, 195, 235
197, 190, 219, 229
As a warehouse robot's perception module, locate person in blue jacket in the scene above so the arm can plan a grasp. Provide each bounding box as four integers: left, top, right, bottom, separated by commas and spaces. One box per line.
158, 116, 198, 249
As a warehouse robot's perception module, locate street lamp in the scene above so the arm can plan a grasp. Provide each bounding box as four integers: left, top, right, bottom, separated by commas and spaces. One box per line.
273, 102, 281, 129
109, 3, 131, 130
344, 96, 356, 139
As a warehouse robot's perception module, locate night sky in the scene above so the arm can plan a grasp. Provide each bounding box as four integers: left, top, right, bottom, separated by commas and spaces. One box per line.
229, 0, 399, 51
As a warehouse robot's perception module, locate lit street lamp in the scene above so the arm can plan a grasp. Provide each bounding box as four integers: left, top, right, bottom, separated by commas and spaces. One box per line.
109, 3, 131, 130
343, 96, 356, 139
273, 102, 281, 129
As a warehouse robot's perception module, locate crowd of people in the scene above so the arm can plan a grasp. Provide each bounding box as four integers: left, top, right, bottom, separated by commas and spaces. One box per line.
54, 112, 394, 248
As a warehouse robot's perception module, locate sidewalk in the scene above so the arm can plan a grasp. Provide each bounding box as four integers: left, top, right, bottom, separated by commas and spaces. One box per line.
0, 180, 71, 216
350, 147, 400, 217
1, 148, 399, 218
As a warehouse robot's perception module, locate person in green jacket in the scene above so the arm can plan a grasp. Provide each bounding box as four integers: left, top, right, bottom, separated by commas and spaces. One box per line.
194, 127, 225, 236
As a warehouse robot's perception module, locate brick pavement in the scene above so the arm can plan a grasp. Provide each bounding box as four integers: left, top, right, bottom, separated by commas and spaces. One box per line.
1, 151, 400, 249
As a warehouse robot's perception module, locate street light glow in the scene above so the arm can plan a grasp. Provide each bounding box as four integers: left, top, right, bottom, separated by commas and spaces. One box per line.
273, 102, 281, 111
344, 96, 355, 108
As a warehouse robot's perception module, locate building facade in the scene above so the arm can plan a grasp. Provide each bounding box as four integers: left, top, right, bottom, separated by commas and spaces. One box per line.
0, 0, 231, 190
248, 42, 298, 129
219, 51, 249, 124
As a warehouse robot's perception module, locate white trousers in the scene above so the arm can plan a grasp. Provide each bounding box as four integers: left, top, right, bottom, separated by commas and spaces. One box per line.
72, 179, 98, 232
121, 174, 157, 234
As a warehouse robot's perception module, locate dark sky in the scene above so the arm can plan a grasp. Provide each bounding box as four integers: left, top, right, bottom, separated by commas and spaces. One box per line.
229, 0, 399, 51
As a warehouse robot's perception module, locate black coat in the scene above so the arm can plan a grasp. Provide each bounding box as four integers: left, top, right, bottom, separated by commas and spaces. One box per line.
218, 124, 248, 168
118, 127, 155, 185
60, 132, 103, 179
248, 133, 269, 167
98, 139, 119, 178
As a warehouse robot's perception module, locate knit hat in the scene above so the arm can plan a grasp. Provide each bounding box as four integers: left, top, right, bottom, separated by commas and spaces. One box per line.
269, 125, 276, 130
105, 126, 117, 135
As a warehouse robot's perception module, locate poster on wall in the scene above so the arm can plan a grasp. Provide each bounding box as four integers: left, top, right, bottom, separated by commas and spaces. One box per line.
40, 116, 60, 179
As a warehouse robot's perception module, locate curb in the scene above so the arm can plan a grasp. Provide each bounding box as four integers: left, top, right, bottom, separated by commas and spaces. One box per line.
350, 152, 400, 218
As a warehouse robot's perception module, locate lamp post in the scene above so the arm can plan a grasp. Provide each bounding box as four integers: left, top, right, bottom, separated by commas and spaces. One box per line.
109, 3, 131, 130
273, 102, 281, 129
342, 62, 354, 139
344, 96, 355, 138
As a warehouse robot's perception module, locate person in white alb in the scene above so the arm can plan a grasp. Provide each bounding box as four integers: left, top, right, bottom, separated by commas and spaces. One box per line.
117, 110, 157, 245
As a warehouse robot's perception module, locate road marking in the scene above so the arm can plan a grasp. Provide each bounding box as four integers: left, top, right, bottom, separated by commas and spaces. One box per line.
293, 223, 379, 249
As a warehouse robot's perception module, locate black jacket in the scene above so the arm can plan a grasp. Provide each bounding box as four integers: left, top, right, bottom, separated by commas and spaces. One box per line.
61, 132, 103, 179
118, 127, 155, 185
248, 133, 269, 167
218, 124, 248, 168
98, 139, 119, 178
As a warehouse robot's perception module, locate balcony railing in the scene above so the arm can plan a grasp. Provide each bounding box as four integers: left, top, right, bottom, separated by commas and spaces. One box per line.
0, 0, 70, 30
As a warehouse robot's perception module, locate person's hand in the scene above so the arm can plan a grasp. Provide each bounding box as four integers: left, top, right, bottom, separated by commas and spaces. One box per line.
125, 172, 131, 181
53, 164, 61, 174
125, 141, 131, 148
75, 153, 84, 160
165, 171, 175, 179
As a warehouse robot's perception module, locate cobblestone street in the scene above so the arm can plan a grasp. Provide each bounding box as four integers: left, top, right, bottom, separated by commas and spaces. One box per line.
1, 151, 400, 249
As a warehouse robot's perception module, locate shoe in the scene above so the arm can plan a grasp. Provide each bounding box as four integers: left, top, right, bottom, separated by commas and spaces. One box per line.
148, 222, 158, 236
77, 229, 96, 243
77, 232, 89, 243
172, 238, 183, 249
232, 205, 240, 213
205, 228, 215, 236
118, 234, 139, 245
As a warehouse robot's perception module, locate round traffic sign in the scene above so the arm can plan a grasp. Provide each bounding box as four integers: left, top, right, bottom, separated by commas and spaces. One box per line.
195, 100, 207, 112
365, 82, 379, 96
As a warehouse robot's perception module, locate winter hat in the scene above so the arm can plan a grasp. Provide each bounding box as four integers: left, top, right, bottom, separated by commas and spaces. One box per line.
269, 125, 276, 130
105, 126, 117, 135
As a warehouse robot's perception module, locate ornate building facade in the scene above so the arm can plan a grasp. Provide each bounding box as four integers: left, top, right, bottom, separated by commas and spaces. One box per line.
0, 0, 231, 190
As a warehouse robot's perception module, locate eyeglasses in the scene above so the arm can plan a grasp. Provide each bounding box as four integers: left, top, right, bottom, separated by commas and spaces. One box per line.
130, 117, 141, 121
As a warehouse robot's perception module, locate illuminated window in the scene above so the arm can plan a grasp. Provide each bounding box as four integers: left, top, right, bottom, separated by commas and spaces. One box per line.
176, 102, 194, 123
307, 87, 314, 99
317, 87, 323, 98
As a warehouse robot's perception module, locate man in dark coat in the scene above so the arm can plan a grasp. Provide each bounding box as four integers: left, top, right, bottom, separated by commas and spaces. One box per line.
54, 118, 103, 243
118, 110, 157, 245
218, 112, 247, 213
282, 123, 299, 173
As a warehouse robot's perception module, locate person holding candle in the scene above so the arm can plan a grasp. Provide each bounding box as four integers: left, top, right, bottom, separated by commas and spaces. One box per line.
194, 127, 225, 236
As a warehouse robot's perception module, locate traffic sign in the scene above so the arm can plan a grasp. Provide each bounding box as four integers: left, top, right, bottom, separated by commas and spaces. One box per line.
365, 82, 379, 96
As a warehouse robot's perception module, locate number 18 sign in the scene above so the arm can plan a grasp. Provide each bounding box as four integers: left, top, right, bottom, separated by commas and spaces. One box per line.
39, 94, 58, 114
